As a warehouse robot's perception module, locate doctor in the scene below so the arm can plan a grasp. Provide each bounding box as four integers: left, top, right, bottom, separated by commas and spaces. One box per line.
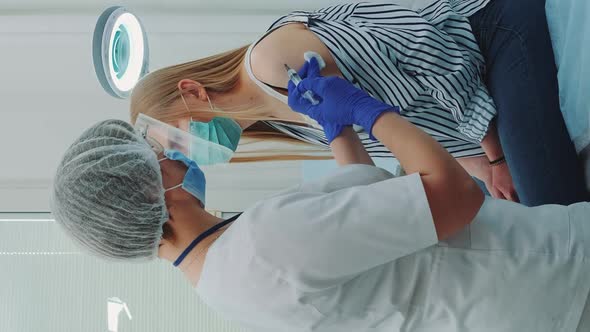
51, 60, 590, 331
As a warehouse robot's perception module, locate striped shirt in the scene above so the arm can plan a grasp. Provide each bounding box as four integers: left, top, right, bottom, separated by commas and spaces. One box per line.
250, 0, 496, 159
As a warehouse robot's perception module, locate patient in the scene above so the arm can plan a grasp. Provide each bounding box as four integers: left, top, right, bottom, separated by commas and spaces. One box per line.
130, 0, 588, 206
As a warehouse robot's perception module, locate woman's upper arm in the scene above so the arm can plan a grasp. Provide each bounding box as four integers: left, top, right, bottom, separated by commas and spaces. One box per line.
249, 24, 341, 89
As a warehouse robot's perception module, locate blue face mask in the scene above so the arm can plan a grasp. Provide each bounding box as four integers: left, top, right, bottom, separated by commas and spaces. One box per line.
160, 149, 206, 206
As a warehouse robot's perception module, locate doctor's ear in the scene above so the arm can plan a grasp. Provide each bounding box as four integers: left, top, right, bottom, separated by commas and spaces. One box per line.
157, 223, 175, 259
177, 79, 209, 102
162, 222, 174, 240
157, 237, 176, 262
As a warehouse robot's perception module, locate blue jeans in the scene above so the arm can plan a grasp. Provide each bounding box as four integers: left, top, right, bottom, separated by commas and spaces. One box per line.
468, 0, 589, 206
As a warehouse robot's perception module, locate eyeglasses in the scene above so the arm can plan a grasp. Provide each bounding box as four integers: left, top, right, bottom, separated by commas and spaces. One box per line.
139, 125, 165, 155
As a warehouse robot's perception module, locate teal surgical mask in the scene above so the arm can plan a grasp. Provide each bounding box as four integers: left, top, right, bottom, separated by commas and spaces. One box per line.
189, 117, 242, 152
179, 89, 242, 164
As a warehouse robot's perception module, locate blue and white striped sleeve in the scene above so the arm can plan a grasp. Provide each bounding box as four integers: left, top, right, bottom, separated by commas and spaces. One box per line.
349, 2, 496, 142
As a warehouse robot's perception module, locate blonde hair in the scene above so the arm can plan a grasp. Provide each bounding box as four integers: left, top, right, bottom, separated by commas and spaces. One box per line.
130, 45, 332, 162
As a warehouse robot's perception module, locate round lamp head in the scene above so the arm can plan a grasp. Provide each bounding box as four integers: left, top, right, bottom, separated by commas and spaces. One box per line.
93, 6, 149, 99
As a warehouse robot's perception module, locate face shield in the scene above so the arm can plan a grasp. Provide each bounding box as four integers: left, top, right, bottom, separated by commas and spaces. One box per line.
135, 113, 234, 166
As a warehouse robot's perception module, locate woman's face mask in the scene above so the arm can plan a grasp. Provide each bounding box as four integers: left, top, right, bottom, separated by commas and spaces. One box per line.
179, 89, 243, 164
189, 117, 242, 152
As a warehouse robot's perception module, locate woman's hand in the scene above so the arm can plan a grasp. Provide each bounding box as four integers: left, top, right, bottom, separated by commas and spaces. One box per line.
461, 156, 493, 190
479, 121, 519, 202
460, 156, 519, 202
490, 162, 519, 202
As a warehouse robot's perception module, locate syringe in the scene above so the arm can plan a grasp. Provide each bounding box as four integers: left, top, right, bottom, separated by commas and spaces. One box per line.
284, 64, 320, 105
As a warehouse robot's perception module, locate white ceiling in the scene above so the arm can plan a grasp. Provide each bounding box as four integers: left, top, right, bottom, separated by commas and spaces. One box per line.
0, 0, 356, 13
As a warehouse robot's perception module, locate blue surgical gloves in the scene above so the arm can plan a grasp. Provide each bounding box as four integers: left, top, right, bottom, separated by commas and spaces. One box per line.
288, 58, 399, 142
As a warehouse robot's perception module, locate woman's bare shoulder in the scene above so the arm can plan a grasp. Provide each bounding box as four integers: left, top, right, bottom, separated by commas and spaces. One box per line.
250, 23, 340, 89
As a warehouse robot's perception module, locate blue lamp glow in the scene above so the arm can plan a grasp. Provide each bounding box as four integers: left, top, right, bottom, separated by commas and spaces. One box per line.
93, 7, 149, 99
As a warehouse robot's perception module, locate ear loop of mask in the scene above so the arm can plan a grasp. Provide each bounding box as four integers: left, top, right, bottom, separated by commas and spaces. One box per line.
158, 156, 183, 192
178, 87, 267, 122
158, 156, 174, 254
179, 88, 215, 123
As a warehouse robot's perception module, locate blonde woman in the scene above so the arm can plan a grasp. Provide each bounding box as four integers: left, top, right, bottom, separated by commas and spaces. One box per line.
130, 0, 588, 206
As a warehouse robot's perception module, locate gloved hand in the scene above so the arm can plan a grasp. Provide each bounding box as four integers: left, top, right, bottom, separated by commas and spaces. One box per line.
290, 58, 344, 143
288, 60, 399, 140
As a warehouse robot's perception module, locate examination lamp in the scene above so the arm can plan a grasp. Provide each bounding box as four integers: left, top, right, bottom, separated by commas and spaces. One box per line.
92, 6, 149, 99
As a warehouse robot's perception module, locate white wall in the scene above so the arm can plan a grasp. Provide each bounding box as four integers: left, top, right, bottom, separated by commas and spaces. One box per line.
0, 11, 304, 212
0, 216, 251, 332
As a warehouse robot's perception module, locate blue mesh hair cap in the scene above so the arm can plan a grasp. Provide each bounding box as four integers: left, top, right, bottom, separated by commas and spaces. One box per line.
51, 119, 167, 261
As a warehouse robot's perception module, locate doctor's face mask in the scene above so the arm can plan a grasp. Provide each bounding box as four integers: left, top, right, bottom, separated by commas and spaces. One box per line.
158, 149, 207, 207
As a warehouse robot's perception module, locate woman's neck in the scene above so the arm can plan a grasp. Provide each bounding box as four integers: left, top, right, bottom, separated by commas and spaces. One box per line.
212, 61, 308, 125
